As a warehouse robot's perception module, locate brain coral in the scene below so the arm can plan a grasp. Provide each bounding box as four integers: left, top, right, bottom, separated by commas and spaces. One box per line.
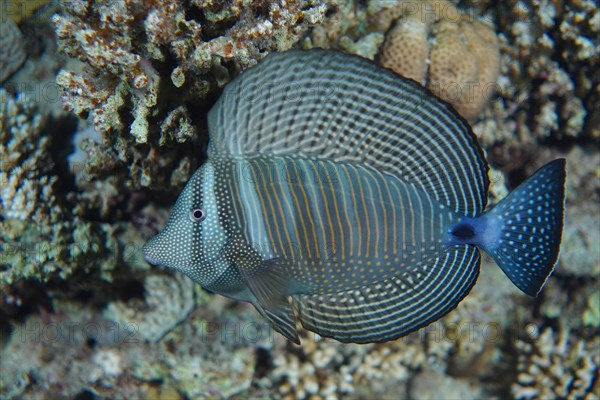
379, 0, 500, 120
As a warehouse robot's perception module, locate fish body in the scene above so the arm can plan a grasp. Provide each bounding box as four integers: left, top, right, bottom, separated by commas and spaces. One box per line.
143, 49, 566, 344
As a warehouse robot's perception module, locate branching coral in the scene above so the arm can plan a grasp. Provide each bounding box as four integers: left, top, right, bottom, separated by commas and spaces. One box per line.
512, 326, 599, 399
490, 0, 599, 151
270, 337, 359, 398
266, 331, 437, 398
53, 0, 329, 192
103, 272, 195, 342
0, 89, 112, 286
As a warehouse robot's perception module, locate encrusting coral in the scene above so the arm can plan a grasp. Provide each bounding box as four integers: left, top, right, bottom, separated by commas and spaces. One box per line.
378, 0, 501, 121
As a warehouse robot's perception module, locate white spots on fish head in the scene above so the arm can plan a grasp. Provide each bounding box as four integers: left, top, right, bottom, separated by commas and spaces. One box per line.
142, 161, 230, 286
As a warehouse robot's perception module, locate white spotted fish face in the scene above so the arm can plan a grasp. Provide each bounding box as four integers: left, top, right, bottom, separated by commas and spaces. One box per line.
142, 161, 231, 285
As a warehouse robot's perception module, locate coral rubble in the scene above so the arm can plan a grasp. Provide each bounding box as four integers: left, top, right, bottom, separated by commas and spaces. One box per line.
410, 370, 483, 399
0, 295, 259, 398
266, 333, 428, 398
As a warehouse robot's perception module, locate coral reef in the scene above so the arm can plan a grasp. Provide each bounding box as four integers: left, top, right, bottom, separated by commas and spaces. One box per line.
0, 294, 259, 398
378, 0, 501, 121
52, 0, 329, 192
308, 0, 501, 121
482, 0, 599, 165
0, 89, 113, 286
266, 333, 427, 398
311, 0, 598, 153
103, 272, 195, 342
410, 370, 482, 399
0, 19, 27, 84
1, 1, 598, 399
263, 260, 521, 400
512, 326, 599, 399
263, 264, 517, 400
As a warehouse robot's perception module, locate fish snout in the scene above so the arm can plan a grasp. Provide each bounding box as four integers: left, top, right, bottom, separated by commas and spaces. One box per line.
142, 234, 170, 267
142, 239, 158, 266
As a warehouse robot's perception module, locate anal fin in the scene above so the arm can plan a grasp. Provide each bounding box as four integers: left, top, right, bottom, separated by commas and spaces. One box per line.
258, 300, 300, 344
292, 247, 480, 343
237, 258, 300, 344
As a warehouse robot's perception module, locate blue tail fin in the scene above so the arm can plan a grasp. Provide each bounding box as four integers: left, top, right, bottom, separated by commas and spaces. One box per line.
480, 159, 566, 296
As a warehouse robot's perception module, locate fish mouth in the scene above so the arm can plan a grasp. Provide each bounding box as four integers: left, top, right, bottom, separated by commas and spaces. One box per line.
141, 239, 165, 267
142, 251, 159, 267
142, 253, 161, 266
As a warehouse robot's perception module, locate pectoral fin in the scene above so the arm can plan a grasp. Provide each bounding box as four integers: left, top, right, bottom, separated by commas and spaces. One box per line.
237, 258, 300, 344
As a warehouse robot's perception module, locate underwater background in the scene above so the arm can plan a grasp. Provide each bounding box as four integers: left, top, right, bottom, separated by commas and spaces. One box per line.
0, 0, 598, 399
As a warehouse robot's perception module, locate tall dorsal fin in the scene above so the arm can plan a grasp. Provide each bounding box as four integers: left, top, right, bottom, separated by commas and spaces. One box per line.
207, 49, 489, 216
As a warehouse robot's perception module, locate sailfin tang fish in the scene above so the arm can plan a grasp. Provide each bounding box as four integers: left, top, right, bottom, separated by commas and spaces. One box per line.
143, 49, 566, 344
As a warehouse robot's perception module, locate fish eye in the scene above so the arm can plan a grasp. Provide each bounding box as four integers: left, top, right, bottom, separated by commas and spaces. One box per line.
190, 208, 206, 222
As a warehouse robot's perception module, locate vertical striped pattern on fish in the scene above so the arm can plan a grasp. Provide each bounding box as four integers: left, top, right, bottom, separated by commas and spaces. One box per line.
208, 49, 489, 217
219, 155, 460, 295
142, 49, 566, 344
292, 246, 480, 343
218, 157, 278, 260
